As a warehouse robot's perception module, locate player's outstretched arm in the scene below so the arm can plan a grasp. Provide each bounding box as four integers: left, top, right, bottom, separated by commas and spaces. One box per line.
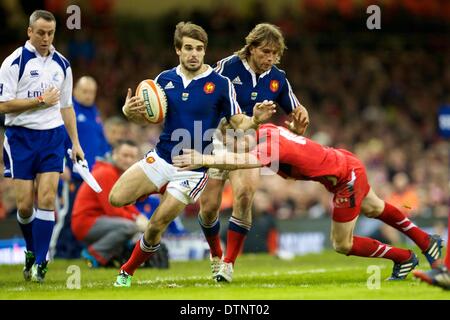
0, 87, 60, 114
173, 149, 262, 171
122, 88, 150, 125
229, 100, 276, 130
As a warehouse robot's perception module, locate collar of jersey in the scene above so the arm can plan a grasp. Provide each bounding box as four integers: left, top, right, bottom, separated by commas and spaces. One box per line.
25, 41, 56, 58
241, 59, 272, 88
176, 64, 213, 89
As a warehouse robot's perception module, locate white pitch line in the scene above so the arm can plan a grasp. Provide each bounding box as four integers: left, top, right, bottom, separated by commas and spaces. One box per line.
136, 266, 377, 285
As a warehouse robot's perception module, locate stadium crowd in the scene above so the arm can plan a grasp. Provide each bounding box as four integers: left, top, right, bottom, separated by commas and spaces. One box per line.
0, 2, 448, 228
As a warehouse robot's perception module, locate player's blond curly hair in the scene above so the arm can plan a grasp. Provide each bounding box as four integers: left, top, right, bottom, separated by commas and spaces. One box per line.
236, 23, 286, 64
174, 21, 208, 49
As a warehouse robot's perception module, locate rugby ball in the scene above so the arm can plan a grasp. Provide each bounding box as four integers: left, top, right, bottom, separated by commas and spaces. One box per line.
136, 79, 167, 124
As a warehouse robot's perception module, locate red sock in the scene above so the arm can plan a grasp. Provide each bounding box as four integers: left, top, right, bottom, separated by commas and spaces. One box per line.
348, 236, 412, 263
224, 230, 246, 264
223, 217, 250, 265
377, 202, 430, 251
121, 239, 157, 275
198, 216, 223, 258
206, 235, 223, 258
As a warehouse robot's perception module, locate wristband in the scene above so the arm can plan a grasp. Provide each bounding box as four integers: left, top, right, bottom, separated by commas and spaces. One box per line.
37, 95, 45, 106
251, 116, 260, 127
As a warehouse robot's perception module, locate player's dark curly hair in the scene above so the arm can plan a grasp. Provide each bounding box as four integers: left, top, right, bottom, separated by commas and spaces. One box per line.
236, 23, 286, 64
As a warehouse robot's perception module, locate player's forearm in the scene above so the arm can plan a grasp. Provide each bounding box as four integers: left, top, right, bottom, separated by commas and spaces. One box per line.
229, 114, 260, 131
202, 153, 262, 170
61, 107, 81, 146
0, 98, 42, 114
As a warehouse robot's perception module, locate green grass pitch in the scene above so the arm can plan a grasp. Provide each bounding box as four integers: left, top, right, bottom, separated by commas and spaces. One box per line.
0, 249, 448, 300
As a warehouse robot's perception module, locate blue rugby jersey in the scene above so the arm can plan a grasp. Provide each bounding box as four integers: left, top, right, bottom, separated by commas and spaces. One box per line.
154, 65, 241, 165
214, 54, 300, 116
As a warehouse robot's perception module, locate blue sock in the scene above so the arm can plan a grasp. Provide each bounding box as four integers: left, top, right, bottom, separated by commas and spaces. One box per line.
17, 210, 35, 252
32, 208, 55, 265
198, 215, 220, 237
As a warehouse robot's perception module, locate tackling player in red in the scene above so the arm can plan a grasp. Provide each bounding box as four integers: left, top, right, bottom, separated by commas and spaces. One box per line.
173, 116, 443, 280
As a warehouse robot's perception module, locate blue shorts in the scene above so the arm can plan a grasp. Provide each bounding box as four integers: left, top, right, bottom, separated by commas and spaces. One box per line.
3, 125, 65, 180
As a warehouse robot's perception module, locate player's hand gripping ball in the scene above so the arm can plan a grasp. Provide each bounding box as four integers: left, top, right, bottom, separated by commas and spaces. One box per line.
136, 79, 168, 124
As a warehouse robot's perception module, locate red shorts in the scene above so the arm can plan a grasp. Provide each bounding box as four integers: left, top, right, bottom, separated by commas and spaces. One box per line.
331, 151, 370, 223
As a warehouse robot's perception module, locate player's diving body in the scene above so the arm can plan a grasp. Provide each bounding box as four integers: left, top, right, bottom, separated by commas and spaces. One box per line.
174, 117, 443, 281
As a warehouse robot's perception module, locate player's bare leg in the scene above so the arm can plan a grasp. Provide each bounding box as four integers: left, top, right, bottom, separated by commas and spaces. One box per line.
14, 179, 35, 281
115, 192, 185, 287
330, 217, 357, 255
145, 192, 186, 244
109, 162, 159, 207
361, 188, 443, 268
36, 172, 59, 210
331, 214, 418, 280
330, 190, 420, 280
199, 177, 226, 278
215, 168, 259, 282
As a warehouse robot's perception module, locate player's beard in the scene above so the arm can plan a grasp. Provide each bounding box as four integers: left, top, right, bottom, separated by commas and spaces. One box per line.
182, 60, 202, 73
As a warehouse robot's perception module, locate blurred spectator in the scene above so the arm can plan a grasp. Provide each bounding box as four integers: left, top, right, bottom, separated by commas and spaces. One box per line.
102, 116, 129, 157
71, 140, 145, 267
386, 172, 421, 217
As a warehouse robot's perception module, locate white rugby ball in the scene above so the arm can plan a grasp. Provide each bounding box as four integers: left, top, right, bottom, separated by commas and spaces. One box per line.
136, 79, 167, 124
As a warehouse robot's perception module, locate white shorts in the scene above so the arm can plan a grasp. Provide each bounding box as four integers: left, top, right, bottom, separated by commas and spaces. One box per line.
138, 150, 209, 205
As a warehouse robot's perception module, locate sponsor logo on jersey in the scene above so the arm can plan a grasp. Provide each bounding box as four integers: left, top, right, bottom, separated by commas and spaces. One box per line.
146, 156, 156, 164
203, 82, 215, 94
165, 81, 174, 89
251, 92, 258, 100
270, 80, 279, 92
27, 90, 43, 98
30, 70, 39, 77
232, 76, 243, 85
182, 92, 189, 101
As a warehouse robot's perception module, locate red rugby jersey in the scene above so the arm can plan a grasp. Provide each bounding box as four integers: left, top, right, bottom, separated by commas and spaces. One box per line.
252, 124, 350, 191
